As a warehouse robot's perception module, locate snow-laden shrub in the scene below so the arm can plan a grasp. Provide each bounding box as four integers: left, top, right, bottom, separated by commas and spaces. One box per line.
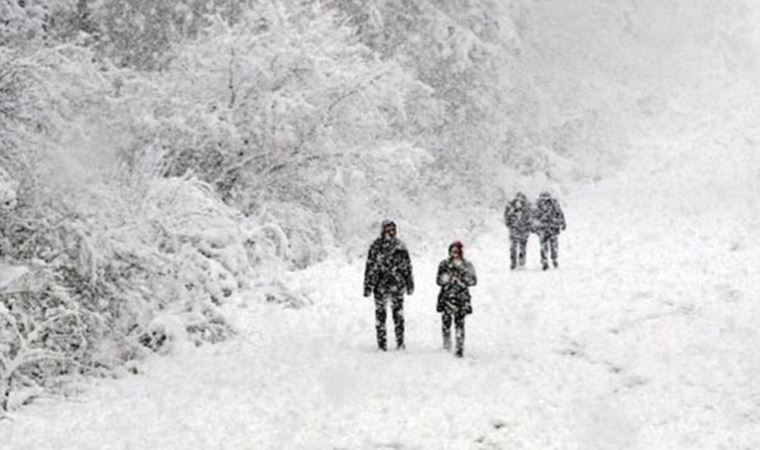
0, 166, 18, 212
98, 5, 435, 268
0, 0, 76, 47
0, 41, 273, 412
0, 173, 264, 411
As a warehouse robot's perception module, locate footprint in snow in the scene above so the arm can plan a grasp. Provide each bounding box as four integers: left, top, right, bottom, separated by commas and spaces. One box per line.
623, 375, 649, 389
557, 341, 585, 358
373, 441, 405, 449
715, 283, 742, 303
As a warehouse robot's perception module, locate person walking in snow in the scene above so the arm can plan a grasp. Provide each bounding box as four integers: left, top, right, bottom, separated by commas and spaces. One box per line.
436, 241, 477, 358
504, 191, 532, 270
533, 191, 566, 270
363, 220, 414, 351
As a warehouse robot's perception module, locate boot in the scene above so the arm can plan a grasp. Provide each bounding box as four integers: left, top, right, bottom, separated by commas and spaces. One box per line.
443, 332, 451, 351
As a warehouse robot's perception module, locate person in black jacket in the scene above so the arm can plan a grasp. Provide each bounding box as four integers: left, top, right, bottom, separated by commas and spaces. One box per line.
436, 241, 477, 357
363, 220, 414, 351
533, 192, 566, 270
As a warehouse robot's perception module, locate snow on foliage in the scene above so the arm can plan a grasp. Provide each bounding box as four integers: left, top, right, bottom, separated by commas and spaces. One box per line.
0, 166, 18, 211
2, 0, 758, 417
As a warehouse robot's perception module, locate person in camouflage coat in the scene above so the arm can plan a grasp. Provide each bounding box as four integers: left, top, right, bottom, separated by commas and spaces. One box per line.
503, 191, 532, 269
436, 241, 477, 358
532, 191, 566, 270
363, 220, 414, 351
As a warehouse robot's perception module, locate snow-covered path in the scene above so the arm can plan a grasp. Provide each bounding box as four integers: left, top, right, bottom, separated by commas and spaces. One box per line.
4, 149, 760, 449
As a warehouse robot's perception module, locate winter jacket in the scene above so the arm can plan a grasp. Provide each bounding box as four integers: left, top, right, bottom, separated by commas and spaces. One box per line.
364, 236, 414, 296
504, 198, 533, 239
533, 197, 566, 236
436, 257, 477, 315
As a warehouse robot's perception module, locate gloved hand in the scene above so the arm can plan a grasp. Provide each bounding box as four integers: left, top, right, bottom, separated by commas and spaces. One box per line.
363, 288, 371, 298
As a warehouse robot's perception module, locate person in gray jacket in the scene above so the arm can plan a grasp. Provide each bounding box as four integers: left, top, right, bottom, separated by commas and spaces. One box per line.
436, 241, 476, 358
533, 191, 566, 270
504, 192, 532, 269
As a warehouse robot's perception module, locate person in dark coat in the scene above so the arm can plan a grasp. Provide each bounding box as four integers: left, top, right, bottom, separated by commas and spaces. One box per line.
503, 192, 532, 269
436, 241, 477, 358
363, 220, 414, 351
533, 191, 566, 270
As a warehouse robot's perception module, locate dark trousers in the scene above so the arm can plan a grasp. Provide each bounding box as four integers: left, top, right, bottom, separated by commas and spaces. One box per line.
442, 311, 466, 356
509, 236, 528, 269
539, 232, 559, 268
375, 292, 404, 349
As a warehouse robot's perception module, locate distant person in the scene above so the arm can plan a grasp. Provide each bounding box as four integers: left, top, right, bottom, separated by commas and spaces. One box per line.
533, 191, 566, 270
436, 241, 477, 358
363, 220, 414, 351
503, 191, 532, 270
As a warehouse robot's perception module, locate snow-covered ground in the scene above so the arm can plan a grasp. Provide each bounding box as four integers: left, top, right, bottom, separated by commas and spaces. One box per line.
3, 137, 759, 449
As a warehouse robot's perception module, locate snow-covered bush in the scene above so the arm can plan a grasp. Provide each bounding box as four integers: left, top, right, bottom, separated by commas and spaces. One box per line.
0, 42, 265, 411
97, 4, 437, 267
0, 167, 18, 211
0, 168, 260, 410
0, 0, 75, 47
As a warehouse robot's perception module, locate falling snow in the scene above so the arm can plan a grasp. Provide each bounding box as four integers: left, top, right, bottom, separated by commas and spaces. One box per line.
1, 0, 759, 448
